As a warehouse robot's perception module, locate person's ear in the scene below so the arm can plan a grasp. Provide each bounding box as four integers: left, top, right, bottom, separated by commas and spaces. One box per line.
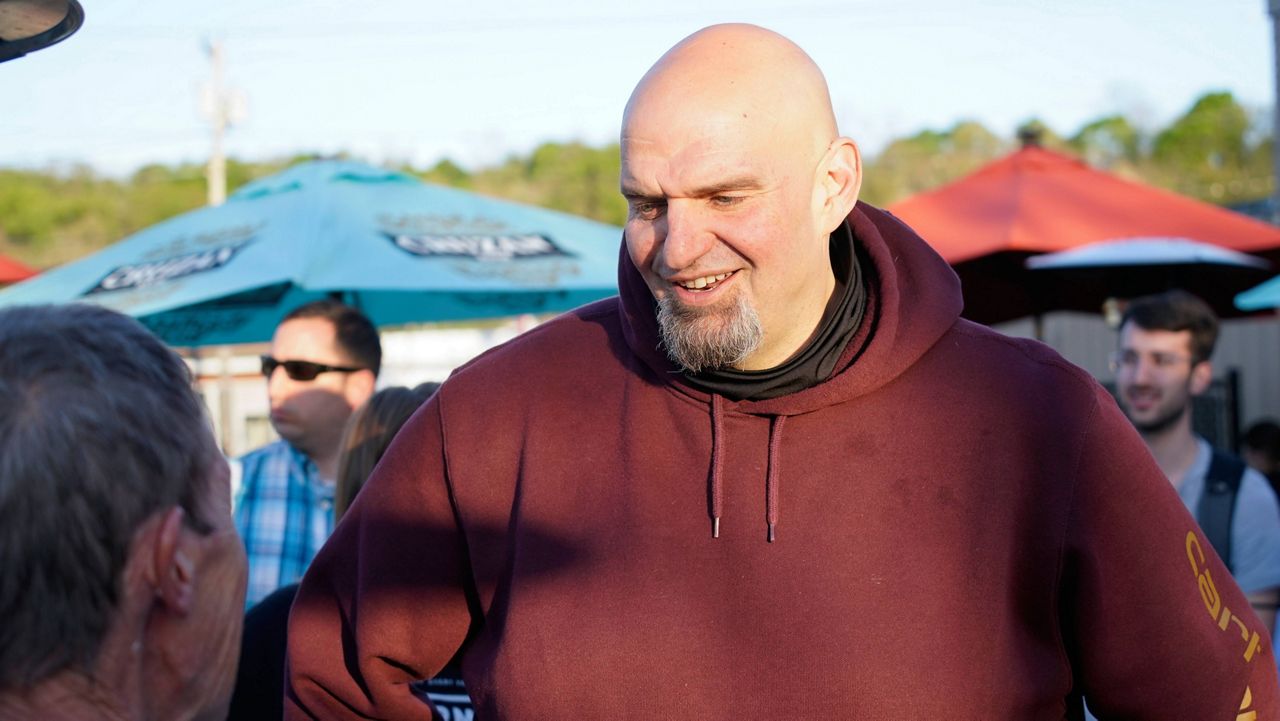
1189, 359, 1213, 396
151, 506, 197, 615
346, 368, 376, 406
816, 137, 862, 234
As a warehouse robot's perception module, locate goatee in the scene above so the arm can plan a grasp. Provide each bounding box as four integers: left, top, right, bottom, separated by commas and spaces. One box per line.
656, 292, 762, 373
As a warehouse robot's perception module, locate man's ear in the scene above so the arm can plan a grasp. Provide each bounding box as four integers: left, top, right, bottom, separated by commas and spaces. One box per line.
346, 368, 376, 407
151, 506, 197, 615
1190, 359, 1214, 396
816, 137, 862, 234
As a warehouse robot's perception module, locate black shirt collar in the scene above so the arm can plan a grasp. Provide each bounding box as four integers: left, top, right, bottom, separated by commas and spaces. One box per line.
681, 222, 868, 401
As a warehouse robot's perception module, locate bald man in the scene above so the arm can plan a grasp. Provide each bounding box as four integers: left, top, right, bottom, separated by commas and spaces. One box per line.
287, 25, 1277, 719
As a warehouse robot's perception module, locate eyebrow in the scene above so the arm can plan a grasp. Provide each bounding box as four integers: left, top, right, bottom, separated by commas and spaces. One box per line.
688, 176, 763, 196
619, 183, 654, 200
620, 175, 764, 200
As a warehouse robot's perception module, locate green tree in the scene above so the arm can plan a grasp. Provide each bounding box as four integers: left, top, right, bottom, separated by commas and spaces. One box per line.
862, 120, 1005, 205
1152, 92, 1249, 170
1069, 115, 1142, 169
1146, 91, 1261, 203
419, 158, 472, 188
0, 175, 59, 247
467, 141, 627, 225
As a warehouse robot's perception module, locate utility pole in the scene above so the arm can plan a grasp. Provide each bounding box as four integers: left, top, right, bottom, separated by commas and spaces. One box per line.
1272, 0, 1280, 222
198, 38, 247, 452
200, 39, 246, 207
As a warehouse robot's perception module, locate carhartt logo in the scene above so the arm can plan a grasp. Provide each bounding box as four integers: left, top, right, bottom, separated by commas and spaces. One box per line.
1237, 685, 1256, 720
386, 233, 573, 262
1186, 531, 1264, 662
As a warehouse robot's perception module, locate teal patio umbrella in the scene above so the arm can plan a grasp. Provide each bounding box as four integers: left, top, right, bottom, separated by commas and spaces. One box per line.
1235, 275, 1280, 312
0, 160, 622, 346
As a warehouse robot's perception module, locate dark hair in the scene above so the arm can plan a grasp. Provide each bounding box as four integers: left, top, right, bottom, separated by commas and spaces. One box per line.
1244, 420, 1280, 463
282, 299, 382, 377
333, 382, 439, 519
1119, 290, 1219, 364
0, 304, 217, 690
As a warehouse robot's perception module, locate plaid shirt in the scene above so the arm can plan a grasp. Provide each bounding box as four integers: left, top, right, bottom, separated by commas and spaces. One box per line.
233, 440, 335, 607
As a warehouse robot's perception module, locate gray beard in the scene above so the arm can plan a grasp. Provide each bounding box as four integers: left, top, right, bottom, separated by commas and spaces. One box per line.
656, 292, 763, 374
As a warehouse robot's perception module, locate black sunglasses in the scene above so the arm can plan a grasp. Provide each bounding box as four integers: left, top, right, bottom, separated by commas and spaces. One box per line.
260, 355, 364, 382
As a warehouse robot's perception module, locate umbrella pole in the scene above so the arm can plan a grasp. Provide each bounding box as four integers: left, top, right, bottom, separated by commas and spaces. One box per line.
1033, 313, 1045, 342
217, 346, 235, 454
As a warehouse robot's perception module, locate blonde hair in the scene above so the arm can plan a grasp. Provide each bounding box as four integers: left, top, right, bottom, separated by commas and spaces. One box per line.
333, 382, 439, 519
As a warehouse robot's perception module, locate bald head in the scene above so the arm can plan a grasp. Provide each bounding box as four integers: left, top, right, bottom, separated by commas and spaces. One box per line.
618, 25, 863, 372
623, 24, 838, 157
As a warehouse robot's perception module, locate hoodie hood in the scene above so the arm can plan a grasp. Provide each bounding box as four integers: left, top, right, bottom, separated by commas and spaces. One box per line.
618, 201, 963, 417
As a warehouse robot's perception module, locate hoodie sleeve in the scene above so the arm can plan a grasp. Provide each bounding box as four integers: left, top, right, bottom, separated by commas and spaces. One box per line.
1063, 385, 1278, 720
285, 395, 473, 720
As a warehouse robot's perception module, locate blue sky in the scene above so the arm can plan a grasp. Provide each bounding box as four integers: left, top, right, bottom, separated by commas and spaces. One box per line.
2, 0, 1274, 176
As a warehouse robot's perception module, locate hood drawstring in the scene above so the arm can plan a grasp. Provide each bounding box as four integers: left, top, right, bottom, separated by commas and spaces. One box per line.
766, 415, 786, 543
707, 395, 787, 543
709, 393, 725, 538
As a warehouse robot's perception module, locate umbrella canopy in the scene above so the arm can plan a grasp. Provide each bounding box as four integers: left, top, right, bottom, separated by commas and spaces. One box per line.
1236, 276, 1280, 312
888, 146, 1280, 324
0, 253, 36, 284
1026, 237, 1272, 270
1026, 238, 1272, 318
0, 160, 622, 346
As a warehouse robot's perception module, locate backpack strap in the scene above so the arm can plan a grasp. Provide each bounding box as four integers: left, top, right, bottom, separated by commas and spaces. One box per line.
1196, 449, 1246, 574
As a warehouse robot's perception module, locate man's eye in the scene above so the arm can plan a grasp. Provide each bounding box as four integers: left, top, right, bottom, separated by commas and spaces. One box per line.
630, 201, 664, 220
710, 195, 743, 207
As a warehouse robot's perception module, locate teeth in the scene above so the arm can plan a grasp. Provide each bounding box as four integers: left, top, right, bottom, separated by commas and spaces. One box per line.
680, 272, 730, 290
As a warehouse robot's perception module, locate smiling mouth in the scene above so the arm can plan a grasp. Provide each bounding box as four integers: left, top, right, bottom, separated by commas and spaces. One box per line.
1125, 387, 1160, 408
677, 271, 734, 291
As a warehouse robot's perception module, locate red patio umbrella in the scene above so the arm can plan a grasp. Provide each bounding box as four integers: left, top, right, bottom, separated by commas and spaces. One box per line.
887, 146, 1280, 324
0, 255, 36, 285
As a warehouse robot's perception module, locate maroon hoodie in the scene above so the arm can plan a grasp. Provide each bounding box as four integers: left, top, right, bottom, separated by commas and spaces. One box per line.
286, 203, 1277, 720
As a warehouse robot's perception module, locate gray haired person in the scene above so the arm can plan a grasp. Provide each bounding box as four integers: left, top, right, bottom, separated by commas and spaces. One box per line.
0, 304, 246, 721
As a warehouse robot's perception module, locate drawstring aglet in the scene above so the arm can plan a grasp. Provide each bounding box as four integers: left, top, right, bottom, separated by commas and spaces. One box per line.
712, 517, 720, 538
767, 523, 776, 543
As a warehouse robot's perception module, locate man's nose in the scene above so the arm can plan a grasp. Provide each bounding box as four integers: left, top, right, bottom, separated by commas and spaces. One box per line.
659, 201, 716, 271
266, 366, 290, 400
1130, 356, 1158, 383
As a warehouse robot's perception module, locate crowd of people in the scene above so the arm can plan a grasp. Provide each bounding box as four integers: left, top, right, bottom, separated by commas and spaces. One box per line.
3, 23, 1280, 721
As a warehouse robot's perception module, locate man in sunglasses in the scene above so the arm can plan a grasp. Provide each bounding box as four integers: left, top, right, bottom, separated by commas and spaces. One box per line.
234, 299, 380, 606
